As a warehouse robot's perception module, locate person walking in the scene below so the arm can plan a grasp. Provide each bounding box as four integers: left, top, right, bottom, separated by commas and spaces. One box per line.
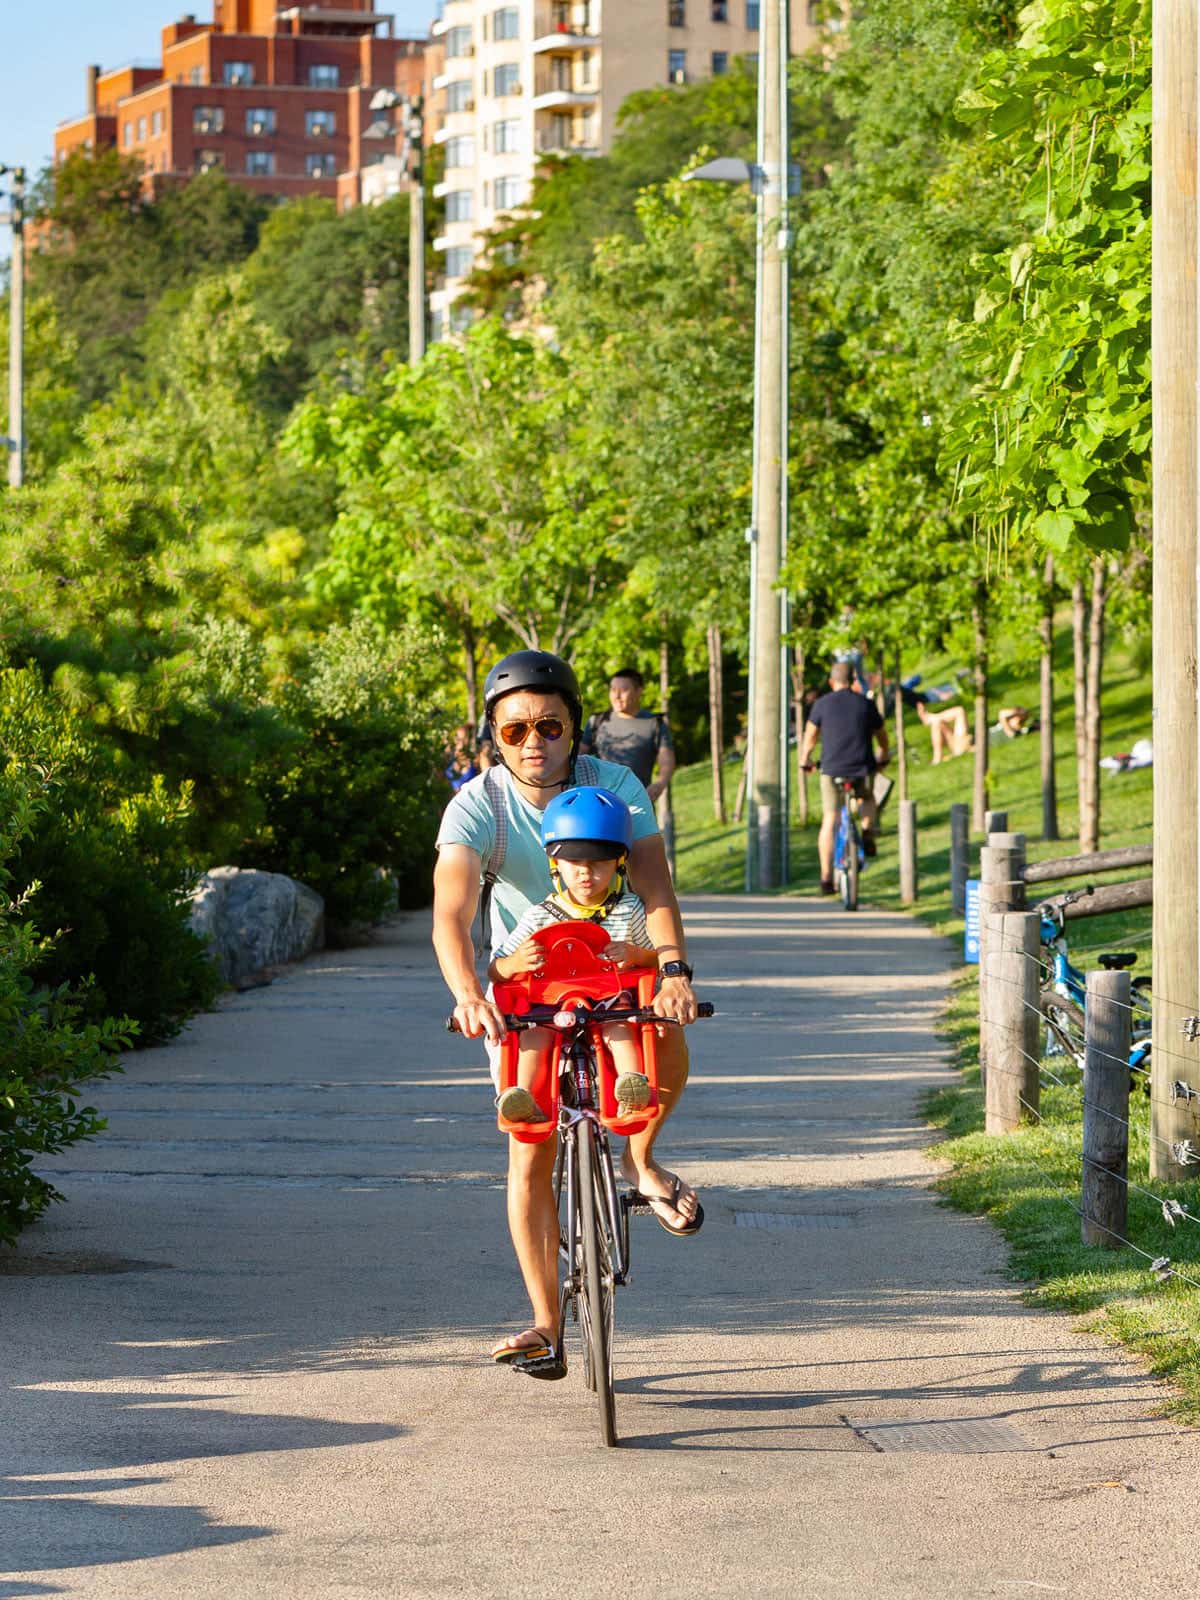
579, 668, 675, 804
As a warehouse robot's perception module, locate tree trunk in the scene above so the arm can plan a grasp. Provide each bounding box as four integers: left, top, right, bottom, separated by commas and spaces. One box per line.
1072, 575, 1088, 840
1039, 555, 1058, 840
971, 584, 989, 832
895, 649, 908, 804
873, 651, 886, 718
793, 640, 809, 826
707, 624, 726, 824
1080, 559, 1107, 854
463, 618, 479, 727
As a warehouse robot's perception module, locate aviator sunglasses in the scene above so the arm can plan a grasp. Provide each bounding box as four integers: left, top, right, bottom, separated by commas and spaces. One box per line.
497, 716, 566, 747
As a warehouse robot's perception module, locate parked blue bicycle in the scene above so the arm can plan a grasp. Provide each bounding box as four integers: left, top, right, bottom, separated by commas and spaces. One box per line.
830, 775, 865, 912
1037, 890, 1151, 1084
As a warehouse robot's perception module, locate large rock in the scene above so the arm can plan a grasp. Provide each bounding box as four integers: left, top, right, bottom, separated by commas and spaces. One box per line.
190, 867, 325, 989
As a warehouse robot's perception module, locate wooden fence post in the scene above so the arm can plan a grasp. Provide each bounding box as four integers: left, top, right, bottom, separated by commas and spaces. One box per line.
1081, 968, 1131, 1248
950, 802, 969, 914
979, 832, 1026, 1083
899, 800, 918, 904
984, 808, 1009, 838
985, 910, 1041, 1134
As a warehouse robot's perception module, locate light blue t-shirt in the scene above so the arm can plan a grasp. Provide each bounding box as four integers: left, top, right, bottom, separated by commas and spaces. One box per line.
435, 759, 659, 951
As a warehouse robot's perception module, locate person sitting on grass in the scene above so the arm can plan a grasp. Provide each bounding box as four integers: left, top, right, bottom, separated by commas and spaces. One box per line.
488, 786, 657, 1123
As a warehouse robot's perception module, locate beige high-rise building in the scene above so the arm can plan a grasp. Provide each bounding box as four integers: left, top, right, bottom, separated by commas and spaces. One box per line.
427, 0, 819, 336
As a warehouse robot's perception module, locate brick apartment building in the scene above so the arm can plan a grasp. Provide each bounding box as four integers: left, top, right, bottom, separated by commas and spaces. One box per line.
54, 0, 428, 210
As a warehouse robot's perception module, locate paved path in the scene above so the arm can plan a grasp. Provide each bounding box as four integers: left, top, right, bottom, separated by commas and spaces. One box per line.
4, 896, 1197, 1598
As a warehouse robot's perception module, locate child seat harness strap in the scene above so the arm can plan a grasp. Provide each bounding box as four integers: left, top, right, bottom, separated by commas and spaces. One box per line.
478, 755, 602, 952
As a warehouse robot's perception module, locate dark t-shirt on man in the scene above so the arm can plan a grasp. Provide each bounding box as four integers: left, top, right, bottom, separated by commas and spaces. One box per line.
808, 689, 883, 778
580, 710, 671, 787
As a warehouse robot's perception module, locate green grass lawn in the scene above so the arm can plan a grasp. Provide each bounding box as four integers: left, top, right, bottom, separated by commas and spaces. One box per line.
669, 623, 1200, 1420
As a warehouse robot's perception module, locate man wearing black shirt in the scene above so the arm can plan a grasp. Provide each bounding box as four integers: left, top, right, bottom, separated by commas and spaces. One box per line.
801, 662, 890, 894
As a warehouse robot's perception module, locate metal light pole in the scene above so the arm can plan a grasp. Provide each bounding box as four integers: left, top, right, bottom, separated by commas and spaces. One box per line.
1, 165, 25, 489
683, 0, 792, 892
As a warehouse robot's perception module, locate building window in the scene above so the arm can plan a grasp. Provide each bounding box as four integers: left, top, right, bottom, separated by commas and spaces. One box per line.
445, 245, 474, 277
579, 49, 595, 86
493, 118, 521, 153
494, 175, 522, 210
306, 109, 336, 136
446, 78, 473, 113
307, 152, 337, 177
668, 0, 685, 24
189, 64, 204, 85
446, 189, 474, 222
449, 303, 474, 333
193, 105, 224, 133
712, 0, 728, 16
137, 115, 147, 140
151, 109, 164, 135
308, 63, 340, 87
712, 50, 728, 73
224, 60, 255, 85
493, 62, 520, 96
668, 49, 687, 83
123, 121, 133, 147
245, 150, 275, 175
747, 0, 760, 24
195, 148, 224, 171
246, 107, 276, 135
445, 24, 473, 55
445, 134, 476, 167
493, 5, 520, 38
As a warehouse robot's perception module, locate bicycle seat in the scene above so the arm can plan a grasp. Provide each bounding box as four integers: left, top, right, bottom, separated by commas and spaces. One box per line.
1097, 952, 1137, 970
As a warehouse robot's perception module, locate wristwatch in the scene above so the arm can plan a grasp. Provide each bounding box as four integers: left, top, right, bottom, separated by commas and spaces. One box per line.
660, 960, 694, 981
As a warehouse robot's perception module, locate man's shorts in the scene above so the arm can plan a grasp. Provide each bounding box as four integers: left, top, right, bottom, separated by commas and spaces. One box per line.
820, 773, 873, 814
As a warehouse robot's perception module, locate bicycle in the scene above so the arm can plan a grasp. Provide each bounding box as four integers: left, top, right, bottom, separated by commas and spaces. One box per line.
829, 775, 865, 911
447, 922, 713, 1449
1037, 891, 1151, 1084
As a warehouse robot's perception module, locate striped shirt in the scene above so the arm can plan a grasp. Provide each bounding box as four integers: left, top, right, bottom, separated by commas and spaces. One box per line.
494, 889, 650, 960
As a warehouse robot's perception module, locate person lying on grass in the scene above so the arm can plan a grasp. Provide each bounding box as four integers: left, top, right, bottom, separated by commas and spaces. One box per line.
488, 786, 658, 1124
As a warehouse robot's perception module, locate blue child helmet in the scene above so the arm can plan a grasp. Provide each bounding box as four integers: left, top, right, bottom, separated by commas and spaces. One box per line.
541, 786, 634, 861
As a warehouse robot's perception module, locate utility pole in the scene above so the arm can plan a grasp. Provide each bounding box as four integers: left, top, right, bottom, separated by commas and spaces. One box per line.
1150, 0, 1198, 1179
747, 0, 789, 890
404, 97, 426, 362
1, 165, 25, 489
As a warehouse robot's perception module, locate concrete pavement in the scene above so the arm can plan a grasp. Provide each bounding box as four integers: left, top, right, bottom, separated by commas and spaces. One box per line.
3, 895, 1196, 1598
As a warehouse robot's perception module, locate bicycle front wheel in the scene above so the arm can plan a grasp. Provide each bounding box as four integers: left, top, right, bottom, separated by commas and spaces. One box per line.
1040, 990, 1085, 1069
575, 1119, 617, 1447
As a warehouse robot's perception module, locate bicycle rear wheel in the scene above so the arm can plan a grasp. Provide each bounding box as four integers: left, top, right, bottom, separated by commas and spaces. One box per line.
843, 813, 859, 911
575, 1119, 617, 1447
1040, 990, 1085, 1069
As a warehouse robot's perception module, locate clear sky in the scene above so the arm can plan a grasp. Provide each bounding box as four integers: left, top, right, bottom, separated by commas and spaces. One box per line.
0, 0, 432, 259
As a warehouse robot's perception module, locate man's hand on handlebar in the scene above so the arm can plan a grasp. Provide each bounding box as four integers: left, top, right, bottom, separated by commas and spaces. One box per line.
452, 996, 508, 1043
653, 975, 697, 1025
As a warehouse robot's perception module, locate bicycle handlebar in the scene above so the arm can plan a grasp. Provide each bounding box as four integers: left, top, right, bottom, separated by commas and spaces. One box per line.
446, 1001, 715, 1034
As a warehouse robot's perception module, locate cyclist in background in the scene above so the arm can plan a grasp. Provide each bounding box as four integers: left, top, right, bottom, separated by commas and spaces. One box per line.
800, 661, 890, 895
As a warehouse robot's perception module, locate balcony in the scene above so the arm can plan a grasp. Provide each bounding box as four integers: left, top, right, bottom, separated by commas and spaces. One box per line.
535, 129, 598, 156
531, 27, 599, 53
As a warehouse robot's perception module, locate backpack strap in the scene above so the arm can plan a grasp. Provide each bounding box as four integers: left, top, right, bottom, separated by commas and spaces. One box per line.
575, 753, 601, 786
477, 767, 510, 954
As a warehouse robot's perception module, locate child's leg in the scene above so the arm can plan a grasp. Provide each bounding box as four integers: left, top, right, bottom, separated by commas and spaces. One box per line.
498, 1027, 553, 1122
603, 1022, 651, 1109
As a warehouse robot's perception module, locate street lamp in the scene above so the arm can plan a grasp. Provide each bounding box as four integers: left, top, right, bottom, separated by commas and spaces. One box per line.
0, 164, 25, 489
369, 88, 426, 361
683, 0, 793, 891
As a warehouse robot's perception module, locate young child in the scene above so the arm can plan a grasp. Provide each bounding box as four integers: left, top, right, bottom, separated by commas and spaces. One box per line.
488, 786, 658, 1123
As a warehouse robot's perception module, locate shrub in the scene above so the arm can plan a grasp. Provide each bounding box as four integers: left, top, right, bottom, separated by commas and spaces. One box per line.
243, 619, 445, 934
0, 771, 134, 1245
0, 668, 219, 1043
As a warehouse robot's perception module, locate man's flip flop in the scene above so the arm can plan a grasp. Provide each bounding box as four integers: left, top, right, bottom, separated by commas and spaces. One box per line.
633, 1175, 704, 1238
490, 1328, 553, 1365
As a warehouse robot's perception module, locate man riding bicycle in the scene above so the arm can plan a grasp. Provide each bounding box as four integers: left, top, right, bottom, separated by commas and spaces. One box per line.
800, 661, 890, 895
431, 650, 701, 1366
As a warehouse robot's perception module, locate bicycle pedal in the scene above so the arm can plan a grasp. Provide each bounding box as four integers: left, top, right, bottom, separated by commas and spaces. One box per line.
623, 1192, 654, 1216
513, 1353, 568, 1381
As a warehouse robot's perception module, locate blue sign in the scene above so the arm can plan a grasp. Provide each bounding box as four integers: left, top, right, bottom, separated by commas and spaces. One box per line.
964, 878, 980, 964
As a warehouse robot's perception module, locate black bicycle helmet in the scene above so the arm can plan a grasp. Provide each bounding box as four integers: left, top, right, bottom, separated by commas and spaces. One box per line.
483, 650, 582, 728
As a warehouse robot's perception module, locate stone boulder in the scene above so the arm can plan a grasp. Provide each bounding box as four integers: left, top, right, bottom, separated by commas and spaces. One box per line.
190, 867, 325, 989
